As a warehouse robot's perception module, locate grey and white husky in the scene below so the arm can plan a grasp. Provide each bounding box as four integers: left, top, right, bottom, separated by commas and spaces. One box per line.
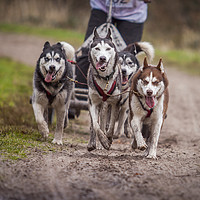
87, 28, 122, 151
32, 41, 75, 145
114, 42, 154, 139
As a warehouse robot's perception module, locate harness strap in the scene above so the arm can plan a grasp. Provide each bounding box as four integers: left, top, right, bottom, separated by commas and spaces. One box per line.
45, 90, 55, 105
137, 97, 153, 118
98, 71, 115, 81
93, 78, 116, 102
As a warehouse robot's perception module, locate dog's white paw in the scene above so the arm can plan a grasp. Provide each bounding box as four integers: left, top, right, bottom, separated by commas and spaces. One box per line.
144, 149, 158, 159
137, 140, 147, 151
52, 138, 63, 145
146, 154, 158, 160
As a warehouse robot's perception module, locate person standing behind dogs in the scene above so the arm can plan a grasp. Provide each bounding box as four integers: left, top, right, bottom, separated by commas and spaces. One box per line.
86, 0, 151, 45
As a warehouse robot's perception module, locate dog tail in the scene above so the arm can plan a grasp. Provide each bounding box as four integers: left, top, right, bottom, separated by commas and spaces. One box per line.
135, 42, 155, 62
60, 42, 75, 61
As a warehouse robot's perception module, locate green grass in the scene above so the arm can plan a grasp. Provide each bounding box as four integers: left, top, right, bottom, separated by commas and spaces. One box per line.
0, 57, 33, 101
155, 49, 200, 76
0, 23, 84, 48
0, 57, 36, 128
0, 126, 56, 160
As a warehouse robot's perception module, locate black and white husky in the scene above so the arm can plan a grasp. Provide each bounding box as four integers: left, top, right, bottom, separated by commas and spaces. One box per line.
87, 28, 122, 151
114, 42, 154, 139
32, 41, 75, 145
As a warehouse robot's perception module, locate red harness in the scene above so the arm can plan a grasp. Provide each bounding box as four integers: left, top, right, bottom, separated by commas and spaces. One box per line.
145, 108, 153, 118
93, 78, 117, 102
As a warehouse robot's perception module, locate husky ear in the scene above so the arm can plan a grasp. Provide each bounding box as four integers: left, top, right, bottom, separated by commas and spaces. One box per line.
93, 27, 99, 40
157, 58, 165, 74
106, 28, 112, 40
56, 42, 62, 49
140, 57, 148, 72
123, 43, 137, 55
43, 41, 50, 51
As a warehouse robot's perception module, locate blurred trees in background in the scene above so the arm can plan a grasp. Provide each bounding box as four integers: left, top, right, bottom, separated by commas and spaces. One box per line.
0, 0, 200, 49
147, 0, 200, 49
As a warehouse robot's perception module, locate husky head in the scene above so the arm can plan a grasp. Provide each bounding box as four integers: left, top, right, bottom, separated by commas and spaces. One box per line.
38, 41, 73, 83
89, 28, 117, 76
119, 42, 154, 87
118, 51, 139, 86
133, 57, 168, 108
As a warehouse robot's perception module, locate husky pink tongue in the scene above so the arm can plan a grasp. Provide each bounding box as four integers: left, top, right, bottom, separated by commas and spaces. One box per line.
96, 62, 105, 70
145, 96, 155, 108
45, 73, 53, 83
122, 76, 128, 84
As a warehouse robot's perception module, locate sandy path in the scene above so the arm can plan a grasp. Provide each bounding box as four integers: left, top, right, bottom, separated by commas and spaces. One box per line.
0, 32, 200, 200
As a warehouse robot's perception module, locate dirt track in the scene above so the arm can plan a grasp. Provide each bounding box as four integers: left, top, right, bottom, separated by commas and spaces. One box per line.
0, 32, 200, 200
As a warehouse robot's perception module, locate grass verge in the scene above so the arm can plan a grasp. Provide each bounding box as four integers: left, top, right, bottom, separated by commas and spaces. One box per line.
155, 49, 200, 76
0, 126, 56, 160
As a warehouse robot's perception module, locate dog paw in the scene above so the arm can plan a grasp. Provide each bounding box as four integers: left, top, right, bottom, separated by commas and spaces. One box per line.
52, 138, 63, 145
41, 132, 49, 140
87, 143, 96, 152
125, 131, 132, 138
97, 130, 111, 150
137, 140, 147, 151
146, 154, 158, 160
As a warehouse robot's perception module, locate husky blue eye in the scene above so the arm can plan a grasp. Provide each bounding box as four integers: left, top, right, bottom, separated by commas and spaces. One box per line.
56, 58, 61, 62
45, 57, 49, 62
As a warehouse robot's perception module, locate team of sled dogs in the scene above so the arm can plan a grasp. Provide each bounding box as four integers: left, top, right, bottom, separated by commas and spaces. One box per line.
32, 28, 169, 159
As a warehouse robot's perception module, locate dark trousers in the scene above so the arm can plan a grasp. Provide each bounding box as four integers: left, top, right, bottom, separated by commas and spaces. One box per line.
76, 9, 144, 90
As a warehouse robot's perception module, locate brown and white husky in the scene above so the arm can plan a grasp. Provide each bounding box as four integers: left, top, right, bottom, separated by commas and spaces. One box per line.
129, 57, 169, 159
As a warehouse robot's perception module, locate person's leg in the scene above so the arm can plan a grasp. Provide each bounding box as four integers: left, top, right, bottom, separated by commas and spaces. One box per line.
84, 9, 108, 41
116, 20, 144, 44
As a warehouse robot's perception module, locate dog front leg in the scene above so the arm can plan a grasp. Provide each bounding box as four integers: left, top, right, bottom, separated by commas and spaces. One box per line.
124, 117, 133, 138
52, 105, 66, 145
88, 103, 111, 151
87, 119, 96, 151
100, 103, 108, 133
106, 104, 118, 144
113, 106, 128, 139
130, 117, 147, 150
33, 102, 49, 140
145, 118, 163, 159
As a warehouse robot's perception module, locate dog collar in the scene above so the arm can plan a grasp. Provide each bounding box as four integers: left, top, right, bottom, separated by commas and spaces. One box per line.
93, 78, 117, 101
98, 71, 115, 81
